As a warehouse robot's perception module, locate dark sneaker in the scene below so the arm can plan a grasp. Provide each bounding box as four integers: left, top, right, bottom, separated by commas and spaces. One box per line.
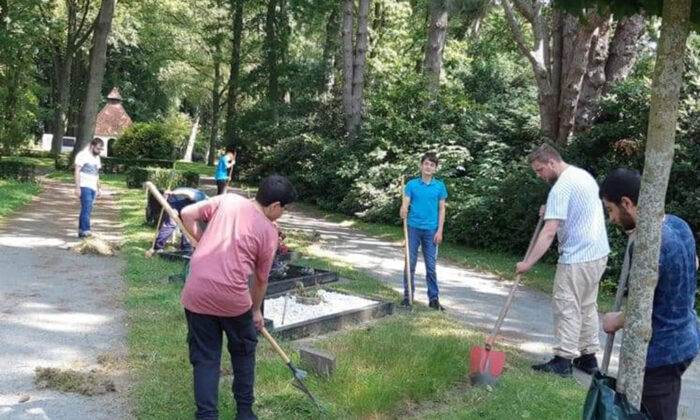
532, 356, 573, 377
400, 298, 411, 307
78, 231, 92, 238
235, 408, 257, 420
428, 298, 445, 311
573, 353, 599, 375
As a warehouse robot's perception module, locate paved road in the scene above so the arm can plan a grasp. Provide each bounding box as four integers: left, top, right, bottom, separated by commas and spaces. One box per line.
0, 179, 129, 420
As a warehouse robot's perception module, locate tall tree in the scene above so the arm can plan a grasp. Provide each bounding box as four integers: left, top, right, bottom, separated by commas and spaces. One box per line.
320, 7, 341, 99
616, 0, 691, 407
343, 0, 371, 137
502, 1, 645, 145
423, 0, 449, 94
208, 40, 224, 166
223, 0, 244, 148
42, 0, 97, 155
265, 0, 280, 125
73, 0, 117, 156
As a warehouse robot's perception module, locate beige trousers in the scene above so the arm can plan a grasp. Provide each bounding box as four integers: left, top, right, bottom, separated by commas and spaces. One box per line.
552, 256, 608, 359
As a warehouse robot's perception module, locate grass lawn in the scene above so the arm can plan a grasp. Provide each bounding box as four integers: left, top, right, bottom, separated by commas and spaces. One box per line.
0, 179, 43, 220
291, 202, 616, 312
176, 161, 215, 176
118, 188, 587, 419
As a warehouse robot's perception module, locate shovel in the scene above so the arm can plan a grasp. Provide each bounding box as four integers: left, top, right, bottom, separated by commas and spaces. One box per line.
401, 176, 413, 306
600, 235, 633, 374
469, 211, 545, 386
260, 327, 319, 407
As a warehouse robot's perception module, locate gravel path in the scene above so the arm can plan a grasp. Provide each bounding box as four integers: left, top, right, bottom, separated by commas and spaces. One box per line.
0, 179, 129, 420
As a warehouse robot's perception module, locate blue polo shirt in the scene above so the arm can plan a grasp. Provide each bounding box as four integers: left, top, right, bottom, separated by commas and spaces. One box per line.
640, 215, 699, 368
405, 177, 448, 231
215, 156, 229, 180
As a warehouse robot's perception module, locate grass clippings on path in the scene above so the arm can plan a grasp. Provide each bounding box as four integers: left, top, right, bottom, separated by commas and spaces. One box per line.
70, 235, 121, 256
118, 188, 587, 419
34, 367, 116, 396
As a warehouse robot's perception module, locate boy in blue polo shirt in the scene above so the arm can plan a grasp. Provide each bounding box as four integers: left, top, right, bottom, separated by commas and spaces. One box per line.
215, 148, 236, 195
399, 152, 448, 310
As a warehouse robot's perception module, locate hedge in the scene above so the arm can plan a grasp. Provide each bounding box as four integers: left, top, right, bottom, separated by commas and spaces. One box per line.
54, 154, 175, 173
125, 167, 199, 189
0, 159, 38, 182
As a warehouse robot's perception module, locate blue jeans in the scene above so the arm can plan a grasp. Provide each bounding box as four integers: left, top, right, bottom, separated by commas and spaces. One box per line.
78, 187, 96, 235
185, 309, 258, 420
403, 226, 439, 300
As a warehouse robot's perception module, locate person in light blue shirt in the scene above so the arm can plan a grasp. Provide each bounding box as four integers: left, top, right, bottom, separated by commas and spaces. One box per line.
399, 152, 448, 310
215, 148, 236, 195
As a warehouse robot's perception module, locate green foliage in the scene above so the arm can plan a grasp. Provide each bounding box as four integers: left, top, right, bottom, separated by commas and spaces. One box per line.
0, 179, 42, 220
101, 156, 174, 174
0, 160, 38, 182
125, 167, 199, 189
112, 122, 179, 160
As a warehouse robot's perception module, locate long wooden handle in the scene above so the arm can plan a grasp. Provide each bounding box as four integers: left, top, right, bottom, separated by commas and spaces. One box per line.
601, 235, 634, 373
144, 181, 199, 247
260, 327, 291, 364
148, 165, 178, 252
486, 212, 545, 347
401, 176, 413, 304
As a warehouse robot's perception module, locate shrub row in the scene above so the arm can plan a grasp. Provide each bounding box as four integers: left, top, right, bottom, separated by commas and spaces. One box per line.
0, 159, 37, 182
125, 167, 199, 189
54, 154, 175, 173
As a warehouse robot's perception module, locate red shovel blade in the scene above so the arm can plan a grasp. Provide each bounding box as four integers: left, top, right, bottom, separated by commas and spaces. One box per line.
469, 345, 506, 378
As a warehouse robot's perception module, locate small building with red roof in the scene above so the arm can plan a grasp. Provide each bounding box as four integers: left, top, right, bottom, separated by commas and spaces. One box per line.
94, 87, 133, 156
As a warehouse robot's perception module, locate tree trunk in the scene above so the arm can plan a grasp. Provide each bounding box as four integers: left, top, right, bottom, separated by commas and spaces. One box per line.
575, 16, 612, 131
423, 0, 449, 95
320, 8, 340, 99
208, 50, 222, 166
51, 1, 78, 155
183, 109, 199, 162
348, 0, 370, 137
74, 0, 117, 158
604, 13, 645, 93
265, 0, 279, 126
342, 0, 354, 130
223, 0, 243, 149
51, 56, 73, 155
616, 0, 691, 408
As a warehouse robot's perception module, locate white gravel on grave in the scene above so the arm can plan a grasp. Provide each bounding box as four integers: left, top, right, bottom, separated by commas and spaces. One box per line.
265, 290, 376, 327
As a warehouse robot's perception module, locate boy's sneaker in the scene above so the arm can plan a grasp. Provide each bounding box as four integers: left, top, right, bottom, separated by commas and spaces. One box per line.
428, 298, 445, 311
400, 298, 411, 307
235, 407, 257, 420
532, 356, 573, 377
573, 353, 599, 375
78, 231, 92, 238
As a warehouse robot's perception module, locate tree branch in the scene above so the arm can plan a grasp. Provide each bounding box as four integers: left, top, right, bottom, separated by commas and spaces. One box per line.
502, 0, 547, 77
512, 0, 534, 23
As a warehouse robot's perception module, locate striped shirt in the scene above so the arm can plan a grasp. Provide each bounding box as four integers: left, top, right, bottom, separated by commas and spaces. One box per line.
545, 166, 610, 264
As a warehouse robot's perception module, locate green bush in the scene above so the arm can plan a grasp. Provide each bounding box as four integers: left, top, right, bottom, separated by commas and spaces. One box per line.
54, 154, 70, 170
112, 122, 177, 160
0, 159, 37, 182
125, 167, 199, 189
101, 156, 174, 174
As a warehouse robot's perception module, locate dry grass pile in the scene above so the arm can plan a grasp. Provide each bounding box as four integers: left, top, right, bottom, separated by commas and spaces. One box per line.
35, 367, 116, 396
70, 235, 120, 256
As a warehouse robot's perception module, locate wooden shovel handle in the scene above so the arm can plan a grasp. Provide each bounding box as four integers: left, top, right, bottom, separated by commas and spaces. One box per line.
486, 211, 545, 344
144, 181, 199, 247
260, 327, 291, 364
401, 176, 413, 304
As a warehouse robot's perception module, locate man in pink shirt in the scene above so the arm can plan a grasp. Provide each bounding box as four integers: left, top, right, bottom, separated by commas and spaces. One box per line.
180, 175, 296, 420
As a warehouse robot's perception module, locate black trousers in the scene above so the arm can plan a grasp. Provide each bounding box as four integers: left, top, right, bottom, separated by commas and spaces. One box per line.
216, 180, 227, 195
185, 309, 258, 420
642, 359, 693, 420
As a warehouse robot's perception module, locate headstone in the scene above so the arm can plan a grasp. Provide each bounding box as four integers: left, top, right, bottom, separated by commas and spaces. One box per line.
299, 347, 335, 377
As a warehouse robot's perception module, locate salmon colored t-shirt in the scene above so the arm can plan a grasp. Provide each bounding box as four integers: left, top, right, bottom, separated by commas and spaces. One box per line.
181, 194, 278, 317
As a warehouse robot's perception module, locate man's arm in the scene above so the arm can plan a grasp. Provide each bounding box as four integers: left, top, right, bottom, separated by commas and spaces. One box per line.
400, 196, 411, 219
180, 202, 207, 242
250, 275, 268, 330
515, 219, 561, 274
74, 164, 82, 198
434, 200, 446, 244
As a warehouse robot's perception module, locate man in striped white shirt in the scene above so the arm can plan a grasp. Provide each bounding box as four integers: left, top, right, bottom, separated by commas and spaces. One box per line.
516, 143, 610, 377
